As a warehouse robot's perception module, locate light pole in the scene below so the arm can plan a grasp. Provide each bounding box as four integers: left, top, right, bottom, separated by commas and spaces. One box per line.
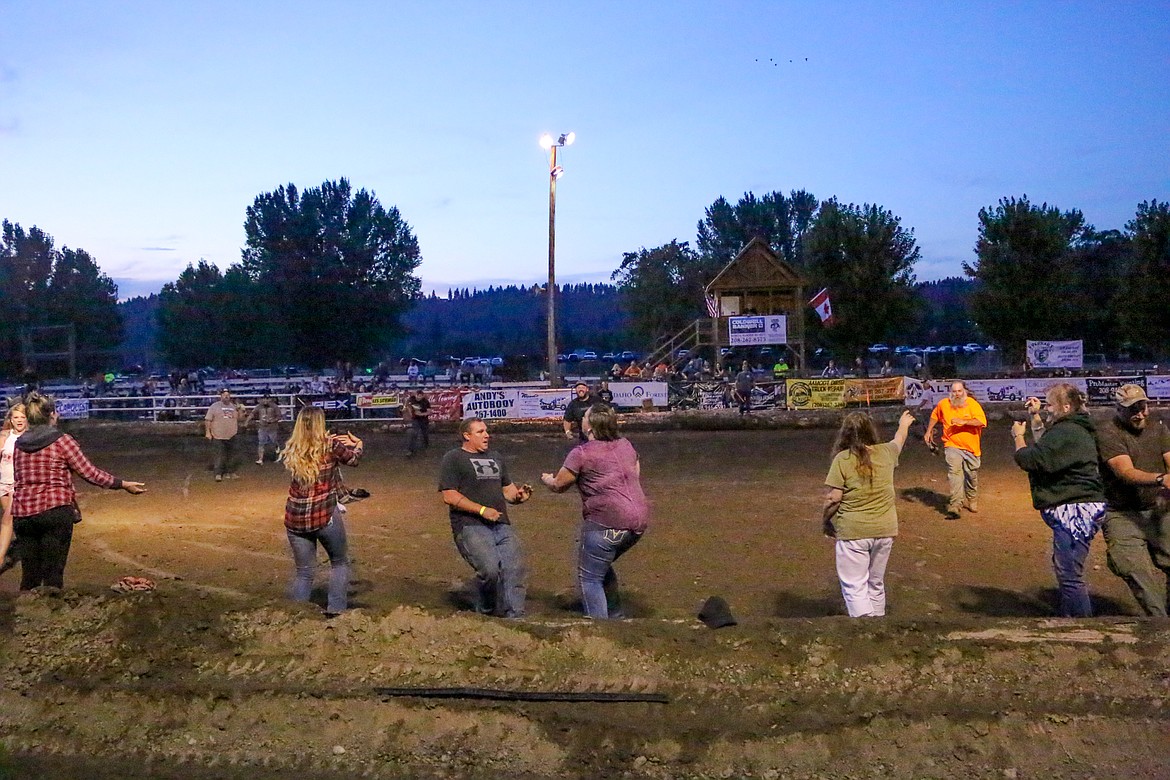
539, 131, 574, 387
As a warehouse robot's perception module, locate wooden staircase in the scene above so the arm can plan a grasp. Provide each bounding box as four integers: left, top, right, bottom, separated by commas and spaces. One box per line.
644, 319, 716, 370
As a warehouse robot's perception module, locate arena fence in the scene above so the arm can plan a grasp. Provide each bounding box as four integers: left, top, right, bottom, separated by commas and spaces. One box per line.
10, 374, 1165, 425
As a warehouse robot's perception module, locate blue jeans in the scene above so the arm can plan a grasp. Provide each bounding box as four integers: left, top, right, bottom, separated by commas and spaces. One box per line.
453, 522, 526, 618
578, 523, 642, 619
287, 507, 349, 614
1051, 522, 1093, 617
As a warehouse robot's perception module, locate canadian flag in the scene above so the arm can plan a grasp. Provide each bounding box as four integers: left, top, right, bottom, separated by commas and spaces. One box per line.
809, 288, 836, 325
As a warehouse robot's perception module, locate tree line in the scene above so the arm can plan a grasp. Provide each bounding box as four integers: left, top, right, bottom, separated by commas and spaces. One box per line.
3, 179, 1168, 376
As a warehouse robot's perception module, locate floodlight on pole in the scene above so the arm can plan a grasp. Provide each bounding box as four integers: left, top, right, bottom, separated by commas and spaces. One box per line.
541, 130, 575, 388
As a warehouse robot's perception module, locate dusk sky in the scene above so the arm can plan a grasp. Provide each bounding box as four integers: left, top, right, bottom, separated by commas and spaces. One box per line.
1, 2, 1167, 300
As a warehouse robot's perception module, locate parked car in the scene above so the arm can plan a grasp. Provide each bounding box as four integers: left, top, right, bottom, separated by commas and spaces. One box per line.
566, 353, 582, 362
489, 356, 504, 367
582, 351, 598, 361
963, 343, 983, 352
602, 352, 617, 362
868, 343, 890, 354
619, 350, 637, 362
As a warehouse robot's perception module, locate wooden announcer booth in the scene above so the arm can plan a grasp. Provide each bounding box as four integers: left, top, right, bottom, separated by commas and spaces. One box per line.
705, 237, 809, 371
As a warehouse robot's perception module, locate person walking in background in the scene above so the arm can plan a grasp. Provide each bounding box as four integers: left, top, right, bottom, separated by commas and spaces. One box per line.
0, 403, 28, 575
245, 389, 283, 465
1011, 385, 1106, 617
924, 381, 987, 518
733, 360, 754, 415
406, 388, 431, 457
541, 404, 649, 619
279, 406, 363, 618
205, 388, 242, 481
1095, 384, 1170, 616
822, 410, 915, 617
438, 417, 533, 618
2, 392, 145, 590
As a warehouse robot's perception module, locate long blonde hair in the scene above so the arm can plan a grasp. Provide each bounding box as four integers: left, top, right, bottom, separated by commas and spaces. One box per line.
2, 402, 26, 434
280, 407, 331, 485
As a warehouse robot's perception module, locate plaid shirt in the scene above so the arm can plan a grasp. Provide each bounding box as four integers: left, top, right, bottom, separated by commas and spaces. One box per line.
12, 432, 121, 518
283, 440, 361, 533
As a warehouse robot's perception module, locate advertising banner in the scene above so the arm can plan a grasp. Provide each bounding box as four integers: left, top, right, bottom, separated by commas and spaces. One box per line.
427, 389, 466, 422
295, 394, 353, 419
1086, 376, 1145, 406
55, 397, 90, 420
355, 392, 402, 409
1022, 377, 1088, 399
1026, 340, 1083, 369
516, 389, 573, 418
1145, 375, 1170, 400
785, 378, 846, 409
608, 381, 668, 408
843, 377, 905, 405
461, 388, 573, 420
728, 315, 788, 346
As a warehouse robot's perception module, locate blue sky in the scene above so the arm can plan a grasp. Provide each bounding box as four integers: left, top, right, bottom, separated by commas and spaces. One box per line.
1, 1, 1167, 300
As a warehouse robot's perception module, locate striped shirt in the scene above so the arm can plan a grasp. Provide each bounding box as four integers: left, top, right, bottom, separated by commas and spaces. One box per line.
12, 432, 121, 518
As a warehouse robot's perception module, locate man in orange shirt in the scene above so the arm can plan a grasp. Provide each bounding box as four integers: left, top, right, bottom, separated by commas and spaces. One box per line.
924, 381, 987, 519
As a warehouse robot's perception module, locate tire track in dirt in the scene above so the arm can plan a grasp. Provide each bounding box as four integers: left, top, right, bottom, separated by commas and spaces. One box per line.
86, 538, 247, 598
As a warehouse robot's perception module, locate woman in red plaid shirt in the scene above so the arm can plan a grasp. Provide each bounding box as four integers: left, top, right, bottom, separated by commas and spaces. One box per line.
3, 392, 146, 590
280, 406, 363, 617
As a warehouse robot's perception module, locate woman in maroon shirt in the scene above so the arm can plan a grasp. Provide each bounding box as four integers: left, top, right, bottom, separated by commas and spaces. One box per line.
5, 392, 146, 590
541, 404, 649, 619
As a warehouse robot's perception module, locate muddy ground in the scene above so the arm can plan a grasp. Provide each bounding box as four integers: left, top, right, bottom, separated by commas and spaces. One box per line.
1, 413, 1167, 779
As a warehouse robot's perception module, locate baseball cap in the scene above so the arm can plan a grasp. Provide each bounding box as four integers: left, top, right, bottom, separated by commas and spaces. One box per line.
574, 381, 589, 390
1115, 384, 1149, 407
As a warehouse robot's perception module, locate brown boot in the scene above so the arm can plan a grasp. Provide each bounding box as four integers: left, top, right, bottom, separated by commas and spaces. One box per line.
963, 499, 979, 513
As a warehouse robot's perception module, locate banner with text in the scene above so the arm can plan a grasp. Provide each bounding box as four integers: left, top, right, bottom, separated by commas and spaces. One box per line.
786, 378, 846, 409
55, 397, 90, 420
608, 381, 668, 408
728, 315, 788, 346
461, 388, 573, 420
843, 377, 905, 405
355, 392, 402, 409
1026, 340, 1083, 369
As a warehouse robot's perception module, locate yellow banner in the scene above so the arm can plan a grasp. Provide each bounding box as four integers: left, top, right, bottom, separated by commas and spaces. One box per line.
843, 377, 905, 405
355, 393, 402, 408
786, 378, 846, 409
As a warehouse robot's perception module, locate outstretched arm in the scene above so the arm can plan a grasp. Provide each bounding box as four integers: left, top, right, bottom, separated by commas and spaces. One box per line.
892, 410, 915, 452
541, 467, 577, 493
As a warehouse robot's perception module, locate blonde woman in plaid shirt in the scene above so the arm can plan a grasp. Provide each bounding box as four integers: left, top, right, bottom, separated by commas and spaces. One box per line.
5, 392, 145, 590
280, 406, 362, 617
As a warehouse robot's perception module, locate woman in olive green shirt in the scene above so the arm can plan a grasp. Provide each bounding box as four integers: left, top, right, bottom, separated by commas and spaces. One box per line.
823, 410, 915, 617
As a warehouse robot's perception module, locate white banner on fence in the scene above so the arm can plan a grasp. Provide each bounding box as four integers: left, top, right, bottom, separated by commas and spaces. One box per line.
1146, 376, 1170, 400
55, 398, 90, 420
608, 381, 668, 408
1026, 340, 1083, 369
728, 315, 787, 346
905, 377, 1094, 407
461, 388, 573, 420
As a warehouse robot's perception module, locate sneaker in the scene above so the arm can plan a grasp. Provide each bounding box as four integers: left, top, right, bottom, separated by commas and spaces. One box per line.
214, 474, 223, 482
255, 459, 264, 465
963, 500, 979, 513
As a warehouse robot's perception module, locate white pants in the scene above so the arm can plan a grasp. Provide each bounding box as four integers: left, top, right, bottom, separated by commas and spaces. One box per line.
835, 537, 894, 617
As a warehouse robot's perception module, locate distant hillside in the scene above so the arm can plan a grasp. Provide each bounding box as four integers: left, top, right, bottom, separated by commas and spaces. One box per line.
117, 284, 632, 369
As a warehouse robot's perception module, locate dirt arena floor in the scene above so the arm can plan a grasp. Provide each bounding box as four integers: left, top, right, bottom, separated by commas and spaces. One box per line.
1, 413, 1168, 779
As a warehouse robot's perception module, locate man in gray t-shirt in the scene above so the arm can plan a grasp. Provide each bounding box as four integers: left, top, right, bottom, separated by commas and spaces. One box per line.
205, 389, 241, 481
438, 417, 533, 617
1096, 384, 1170, 616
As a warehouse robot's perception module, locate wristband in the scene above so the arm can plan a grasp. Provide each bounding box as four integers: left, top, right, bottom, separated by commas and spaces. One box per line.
478, 505, 487, 517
